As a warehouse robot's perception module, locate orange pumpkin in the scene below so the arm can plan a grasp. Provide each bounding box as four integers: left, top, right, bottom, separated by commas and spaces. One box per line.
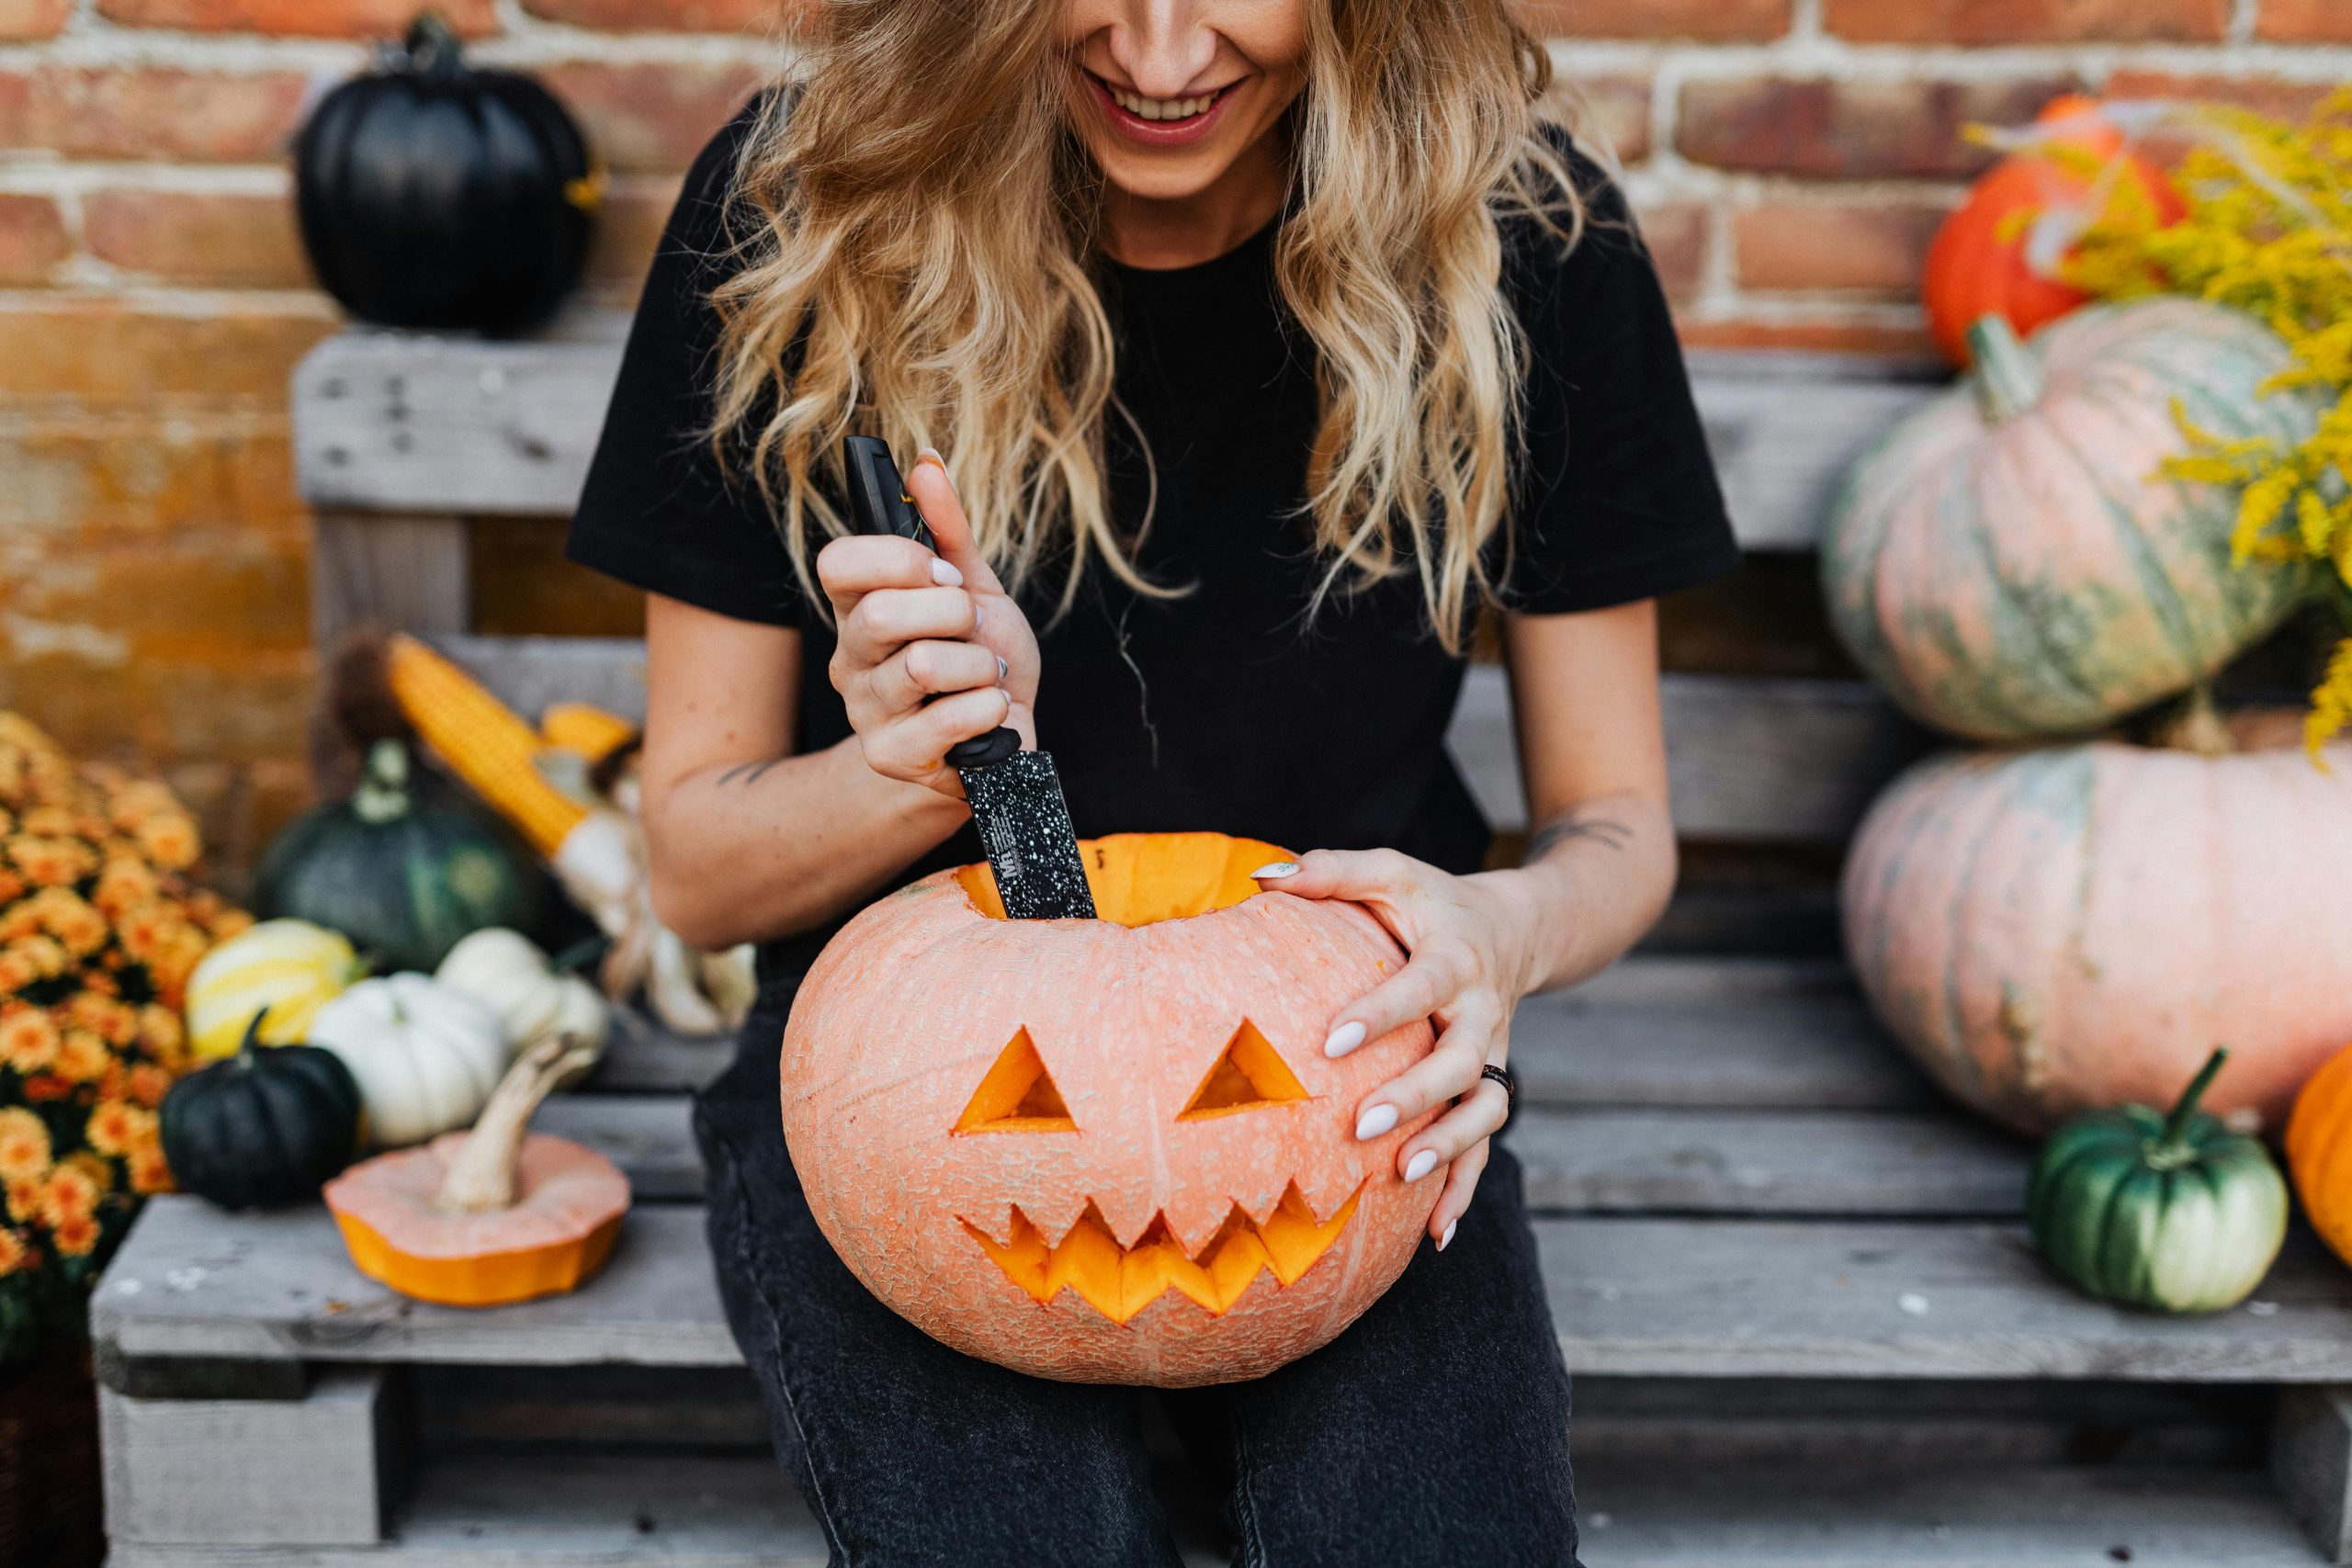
1845, 712, 2352, 1134
781, 832, 1441, 1386
1923, 95, 2184, 367
325, 1036, 628, 1306
2287, 1044, 2352, 1269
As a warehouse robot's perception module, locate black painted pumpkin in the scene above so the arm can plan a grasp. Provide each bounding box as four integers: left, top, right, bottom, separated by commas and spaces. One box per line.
160, 1013, 367, 1211
254, 739, 545, 973
293, 13, 600, 335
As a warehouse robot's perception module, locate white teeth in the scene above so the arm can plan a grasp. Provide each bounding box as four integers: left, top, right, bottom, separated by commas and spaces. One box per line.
1109, 85, 1213, 122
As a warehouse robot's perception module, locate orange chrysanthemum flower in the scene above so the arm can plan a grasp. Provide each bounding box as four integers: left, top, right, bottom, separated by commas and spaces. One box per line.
0, 1106, 50, 1180
28, 888, 109, 959
92, 856, 159, 919
0, 1008, 60, 1075
64, 991, 136, 1047
6, 934, 67, 983
50, 1212, 98, 1257
6, 835, 96, 888
0, 1227, 26, 1275
127, 1063, 171, 1110
128, 1145, 172, 1196
133, 814, 199, 872
38, 1161, 98, 1227
5, 1175, 40, 1223
84, 1100, 147, 1157
55, 1029, 111, 1085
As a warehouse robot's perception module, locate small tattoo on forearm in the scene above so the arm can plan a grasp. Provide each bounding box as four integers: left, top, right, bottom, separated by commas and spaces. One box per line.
713, 758, 784, 789
1524, 812, 1633, 861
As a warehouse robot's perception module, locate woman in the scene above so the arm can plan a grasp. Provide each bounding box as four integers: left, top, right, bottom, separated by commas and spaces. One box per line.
569, 1, 1736, 1562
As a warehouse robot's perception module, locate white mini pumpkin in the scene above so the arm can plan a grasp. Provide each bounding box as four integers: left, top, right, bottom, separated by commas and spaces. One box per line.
307, 974, 509, 1148
435, 929, 609, 1059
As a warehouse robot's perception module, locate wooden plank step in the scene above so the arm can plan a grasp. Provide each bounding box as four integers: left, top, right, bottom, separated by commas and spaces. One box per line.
93, 1201, 2352, 1383
1574, 1460, 2321, 1566
105, 1446, 2324, 1567
410, 1363, 2266, 1469
585, 953, 1932, 1112
532, 1093, 2026, 1217
292, 318, 1940, 550
429, 636, 1928, 845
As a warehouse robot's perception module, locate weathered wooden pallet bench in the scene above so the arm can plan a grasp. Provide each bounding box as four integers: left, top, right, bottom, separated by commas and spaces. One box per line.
88, 316, 2352, 1565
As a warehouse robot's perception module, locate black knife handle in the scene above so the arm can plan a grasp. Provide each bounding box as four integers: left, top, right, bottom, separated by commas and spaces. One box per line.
840, 435, 1019, 772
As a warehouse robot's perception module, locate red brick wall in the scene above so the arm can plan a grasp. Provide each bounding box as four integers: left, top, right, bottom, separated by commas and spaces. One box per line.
0, 0, 2343, 878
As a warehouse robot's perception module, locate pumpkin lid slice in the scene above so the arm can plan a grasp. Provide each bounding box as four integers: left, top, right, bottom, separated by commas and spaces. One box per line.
324, 1035, 629, 1303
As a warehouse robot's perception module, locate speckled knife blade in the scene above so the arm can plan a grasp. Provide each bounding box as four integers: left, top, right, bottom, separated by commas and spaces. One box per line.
841, 435, 1095, 920
959, 749, 1096, 920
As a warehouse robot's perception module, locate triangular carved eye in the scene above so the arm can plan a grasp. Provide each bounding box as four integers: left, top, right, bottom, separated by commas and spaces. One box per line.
1180, 1021, 1309, 1121
955, 1028, 1077, 1133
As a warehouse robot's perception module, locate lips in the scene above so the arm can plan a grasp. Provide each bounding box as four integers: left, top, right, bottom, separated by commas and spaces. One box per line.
964, 1179, 1366, 1324
1083, 71, 1237, 149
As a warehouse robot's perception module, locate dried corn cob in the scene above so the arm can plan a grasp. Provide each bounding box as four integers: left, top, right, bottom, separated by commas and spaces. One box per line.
539, 702, 638, 762
385, 635, 587, 857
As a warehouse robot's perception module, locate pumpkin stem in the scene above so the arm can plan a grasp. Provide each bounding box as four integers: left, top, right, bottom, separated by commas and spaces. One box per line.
2153, 684, 2234, 757
233, 1007, 270, 1069
402, 11, 465, 77
1967, 314, 2047, 424
2155, 1047, 2231, 1158
434, 1034, 597, 1214
353, 739, 413, 825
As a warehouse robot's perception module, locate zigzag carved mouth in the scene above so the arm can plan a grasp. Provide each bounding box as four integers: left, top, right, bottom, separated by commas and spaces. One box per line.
962, 1180, 1366, 1324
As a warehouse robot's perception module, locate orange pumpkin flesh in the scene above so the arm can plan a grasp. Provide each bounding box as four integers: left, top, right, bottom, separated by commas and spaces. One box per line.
327, 1132, 627, 1305
782, 832, 1442, 1386
324, 1038, 629, 1308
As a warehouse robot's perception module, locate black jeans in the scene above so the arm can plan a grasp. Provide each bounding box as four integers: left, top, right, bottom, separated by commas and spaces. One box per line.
695, 989, 1579, 1568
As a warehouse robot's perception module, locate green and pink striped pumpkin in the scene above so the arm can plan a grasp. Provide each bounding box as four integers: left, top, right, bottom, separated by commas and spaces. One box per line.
1822, 300, 2323, 741
1844, 714, 2352, 1134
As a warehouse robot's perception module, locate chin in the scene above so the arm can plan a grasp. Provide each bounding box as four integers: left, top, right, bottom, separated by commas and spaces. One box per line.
1090, 149, 1233, 204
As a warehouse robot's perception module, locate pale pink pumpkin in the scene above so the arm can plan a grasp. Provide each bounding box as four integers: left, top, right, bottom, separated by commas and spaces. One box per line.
779, 833, 1441, 1386
1822, 300, 2323, 741
1845, 716, 2352, 1134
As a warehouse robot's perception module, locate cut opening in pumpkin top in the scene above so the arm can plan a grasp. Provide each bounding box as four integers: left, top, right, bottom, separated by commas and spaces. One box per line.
955, 832, 1292, 928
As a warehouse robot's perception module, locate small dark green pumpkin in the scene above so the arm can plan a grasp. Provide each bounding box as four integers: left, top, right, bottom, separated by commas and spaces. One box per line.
2027, 1048, 2288, 1314
254, 739, 544, 973
160, 1012, 366, 1211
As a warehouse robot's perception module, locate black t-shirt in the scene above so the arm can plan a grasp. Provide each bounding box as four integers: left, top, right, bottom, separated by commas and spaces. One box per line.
568, 100, 1738, 974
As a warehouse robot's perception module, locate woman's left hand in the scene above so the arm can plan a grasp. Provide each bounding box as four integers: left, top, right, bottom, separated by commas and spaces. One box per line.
1251, 849, 1535, 1251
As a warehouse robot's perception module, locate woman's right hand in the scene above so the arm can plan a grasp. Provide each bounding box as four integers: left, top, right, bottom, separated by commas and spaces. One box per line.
816, 450, 1041, 799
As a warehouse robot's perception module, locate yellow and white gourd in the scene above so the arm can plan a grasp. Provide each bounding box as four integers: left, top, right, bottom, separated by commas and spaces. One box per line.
306, 974, 509, 1147
187, 919, 366, 1061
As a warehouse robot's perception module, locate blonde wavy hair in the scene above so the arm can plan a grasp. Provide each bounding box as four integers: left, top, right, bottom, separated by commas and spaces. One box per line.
709, 0, 1585, 650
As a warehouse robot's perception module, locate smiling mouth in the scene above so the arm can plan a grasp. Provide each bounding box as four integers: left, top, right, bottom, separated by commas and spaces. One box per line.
1086, 71, 1236, 130
964, 1180, 1364, 1324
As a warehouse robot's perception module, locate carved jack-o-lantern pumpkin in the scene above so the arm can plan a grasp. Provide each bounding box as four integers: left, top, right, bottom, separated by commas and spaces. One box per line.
781, 833, 1441, 1385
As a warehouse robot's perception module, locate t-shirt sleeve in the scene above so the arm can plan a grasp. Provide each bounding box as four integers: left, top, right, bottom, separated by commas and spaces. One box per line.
1498, 148, 1742, 615
565, 96, 811, 628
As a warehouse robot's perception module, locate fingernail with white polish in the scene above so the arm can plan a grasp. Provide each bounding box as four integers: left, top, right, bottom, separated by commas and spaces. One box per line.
931, 558, 964, 587
1439, 1219, 1458, 1251
1355, 1103, 1398, 1141
1404, 1148, 1439, 1182
997, 656, 1009, 682
1251, 861, 1298, 880
973, 606, 984, 631
1323, 1021, 1366, 1058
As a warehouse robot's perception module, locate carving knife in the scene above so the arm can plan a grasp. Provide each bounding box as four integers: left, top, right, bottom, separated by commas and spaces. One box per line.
842, 435, 1097, 920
